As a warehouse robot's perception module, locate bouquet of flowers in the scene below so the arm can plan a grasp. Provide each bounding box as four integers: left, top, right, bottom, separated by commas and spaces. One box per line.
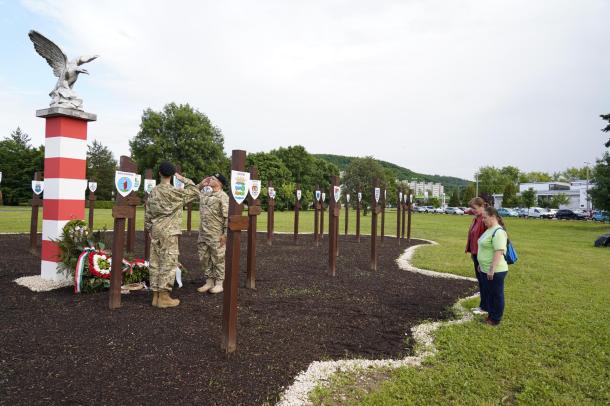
55, 220, 150, 293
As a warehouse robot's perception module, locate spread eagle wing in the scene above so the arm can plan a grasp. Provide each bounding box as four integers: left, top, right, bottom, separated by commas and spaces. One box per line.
77, 55, 99, 65
28, 30, 67, 78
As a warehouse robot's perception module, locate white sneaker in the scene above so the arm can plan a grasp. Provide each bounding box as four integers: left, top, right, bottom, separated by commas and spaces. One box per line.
471, 307, 487, 315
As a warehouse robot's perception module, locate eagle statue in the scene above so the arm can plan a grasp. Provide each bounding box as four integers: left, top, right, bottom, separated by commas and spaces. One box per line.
28, 30, 99, 110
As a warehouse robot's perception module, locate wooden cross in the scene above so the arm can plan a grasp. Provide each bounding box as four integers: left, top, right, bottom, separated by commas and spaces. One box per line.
143, 168, 153, 261
87, 179, 96, 231
313, 185, 320, 246
370, 178, 380, 271
396, 191, 402, 246
407, 194, 413, 244
266, 180, 274, 246
356, 187, 361, 242
222, 150, 249, 353
109, 156, 138, 310
29, 171, 43, 255
293, 183, 301, 244
246, 166, 261, 289
328, 176, 340, 276
380, 188, 386, 245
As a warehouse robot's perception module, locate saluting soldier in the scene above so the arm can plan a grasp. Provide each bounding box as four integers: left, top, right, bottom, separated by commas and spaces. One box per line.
197, 173, 229, 294
144, 161, 200, 308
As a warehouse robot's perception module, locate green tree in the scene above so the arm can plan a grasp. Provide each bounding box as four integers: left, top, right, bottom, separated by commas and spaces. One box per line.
550, 193, 570, 209
270, 146, 339, 204
461, 183, 476, 206
590, 152, 610, 211
476, 166, 506, 195
86, 140, 117, 201
502, 182, 519, 207
0, 128, 44, 205
600, 113, 610, 148
342, 157, 390, 214
129, 103, 229, 184
428, 197, 440, 208
520, 188, 537, 210
246, 152, 292, 209
562, 167, 589, 181
521, 171, 552, 183
449, 189, 460, 206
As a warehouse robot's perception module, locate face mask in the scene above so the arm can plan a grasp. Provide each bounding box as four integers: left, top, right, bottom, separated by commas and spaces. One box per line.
203, 186, 213, 194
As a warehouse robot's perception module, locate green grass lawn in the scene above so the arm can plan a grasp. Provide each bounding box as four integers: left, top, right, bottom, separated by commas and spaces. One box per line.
2, 207, 609, 403
309, 215, 610, 405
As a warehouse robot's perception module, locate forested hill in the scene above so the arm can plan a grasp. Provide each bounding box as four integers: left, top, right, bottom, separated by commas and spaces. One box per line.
314, 154, 471, 189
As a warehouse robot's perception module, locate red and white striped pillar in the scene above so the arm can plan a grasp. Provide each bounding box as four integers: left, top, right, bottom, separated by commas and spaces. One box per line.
36, 107, 96, 281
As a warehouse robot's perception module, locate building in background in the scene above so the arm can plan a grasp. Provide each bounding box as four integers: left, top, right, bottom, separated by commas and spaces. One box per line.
492, 180, 593, 210
409, 181, 444, 199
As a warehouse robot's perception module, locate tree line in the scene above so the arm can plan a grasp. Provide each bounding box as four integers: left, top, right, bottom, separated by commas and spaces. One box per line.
2, 103, 608, 212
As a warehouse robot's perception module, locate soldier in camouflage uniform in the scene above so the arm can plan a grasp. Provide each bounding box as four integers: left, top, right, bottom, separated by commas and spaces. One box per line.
197, 173, 229, 294
144, 161, 200, 308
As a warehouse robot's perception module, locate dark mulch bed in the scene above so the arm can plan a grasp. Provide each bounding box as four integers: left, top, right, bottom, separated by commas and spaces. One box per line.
0, 232, 475, 405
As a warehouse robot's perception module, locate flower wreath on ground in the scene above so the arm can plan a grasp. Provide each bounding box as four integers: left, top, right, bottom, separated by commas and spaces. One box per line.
55, 220, 150, 293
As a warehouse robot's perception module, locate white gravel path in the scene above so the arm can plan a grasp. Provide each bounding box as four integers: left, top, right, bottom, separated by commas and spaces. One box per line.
277, 239, 478, 406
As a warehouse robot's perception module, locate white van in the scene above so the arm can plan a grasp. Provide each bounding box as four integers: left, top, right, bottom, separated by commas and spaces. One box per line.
526, 207, 548, 218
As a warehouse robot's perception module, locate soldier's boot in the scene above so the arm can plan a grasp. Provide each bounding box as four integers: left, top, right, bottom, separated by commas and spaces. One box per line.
209, 279, 224, 294
157, 291, 180, 308
151, 291, 159, 307
197, 278, 215, 293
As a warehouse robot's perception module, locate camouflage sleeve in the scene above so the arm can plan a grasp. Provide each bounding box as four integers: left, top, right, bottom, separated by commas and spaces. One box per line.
181, 178, 201, 205
144, 197, 152, 232
222, 193, 229, 234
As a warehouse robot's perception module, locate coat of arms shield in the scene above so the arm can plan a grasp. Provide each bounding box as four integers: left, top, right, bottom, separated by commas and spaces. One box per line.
315, 190, 321, 202
249, 179, 261, 200
115, 171, 135, 197
32, 180, 44, 195
144, 179, 156, 194
133, 174, 142, 191
374, 187, 381, 203
88, 182, 97, 193
296, 189, 302, 201
231, 170, 250, 204
333, 185, 341, 202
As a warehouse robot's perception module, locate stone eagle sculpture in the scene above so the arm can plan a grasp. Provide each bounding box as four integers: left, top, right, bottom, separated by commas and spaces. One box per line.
28, 30, 99, 110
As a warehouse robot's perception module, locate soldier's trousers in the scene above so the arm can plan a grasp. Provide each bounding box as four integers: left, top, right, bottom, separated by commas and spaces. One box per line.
198, 239, 226, 281
149, 235, 179, 292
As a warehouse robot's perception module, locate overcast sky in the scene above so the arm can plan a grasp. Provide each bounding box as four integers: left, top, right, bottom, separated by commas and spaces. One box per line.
1, 0, 609, 180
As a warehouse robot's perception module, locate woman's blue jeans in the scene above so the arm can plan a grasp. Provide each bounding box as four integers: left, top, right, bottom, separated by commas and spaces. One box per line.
484, 271, 507, 323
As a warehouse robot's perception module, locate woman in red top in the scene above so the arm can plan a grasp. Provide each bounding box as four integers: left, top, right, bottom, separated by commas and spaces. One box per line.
465, 197, 488, 314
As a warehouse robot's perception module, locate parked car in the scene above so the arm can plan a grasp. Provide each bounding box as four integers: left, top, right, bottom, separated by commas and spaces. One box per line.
573, 209, 591, 219
526, 207, 548, 218
517, 208, 529, 217
414, 206, 427, 213
555, 209, 586, 220
541, 209, 557, 219
497, 208, 518, 217
445, 207, 464, 215
593, 211, 610, 222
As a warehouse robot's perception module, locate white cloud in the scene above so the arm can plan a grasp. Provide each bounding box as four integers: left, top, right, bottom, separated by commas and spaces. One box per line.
15, 0, 610, 179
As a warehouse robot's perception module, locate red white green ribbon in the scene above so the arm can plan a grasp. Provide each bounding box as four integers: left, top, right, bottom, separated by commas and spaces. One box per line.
74, 247, 96, 293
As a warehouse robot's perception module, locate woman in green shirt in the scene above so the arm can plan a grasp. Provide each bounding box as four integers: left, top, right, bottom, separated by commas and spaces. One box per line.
477, 207, 509, 326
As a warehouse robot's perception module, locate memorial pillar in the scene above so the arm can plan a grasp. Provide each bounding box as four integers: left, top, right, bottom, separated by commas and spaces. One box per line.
37, 107, 96, 281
